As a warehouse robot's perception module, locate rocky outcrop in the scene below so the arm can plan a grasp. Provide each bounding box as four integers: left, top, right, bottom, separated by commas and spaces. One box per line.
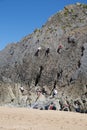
0, 3, 87, 111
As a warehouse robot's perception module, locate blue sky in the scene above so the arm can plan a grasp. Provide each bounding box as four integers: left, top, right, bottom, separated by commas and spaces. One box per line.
0, 0, 87, 50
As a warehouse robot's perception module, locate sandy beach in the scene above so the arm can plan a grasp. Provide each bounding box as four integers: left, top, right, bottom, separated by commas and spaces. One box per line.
0, 106, 87, 130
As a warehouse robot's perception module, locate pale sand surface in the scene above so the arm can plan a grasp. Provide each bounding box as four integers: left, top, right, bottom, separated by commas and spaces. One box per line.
0, 106, 87, 130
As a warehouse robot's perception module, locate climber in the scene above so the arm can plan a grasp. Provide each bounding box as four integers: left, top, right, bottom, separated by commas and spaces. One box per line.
81, 45, 85, 56
45, 47, 50, 56
57, 44, 63, 54
38, 46, 41, 50
50, 80, 57, 97
36, 88, 42, 97
41, 87, 47, 95
52, 81, 58, 97
57, 69, 63, 79
57, 72, 61, 79
67, 36, 75, 44
78, 60, 81, 68
34, 46, 41, 56
20, 86, 24, 93
53, 87, 58, 97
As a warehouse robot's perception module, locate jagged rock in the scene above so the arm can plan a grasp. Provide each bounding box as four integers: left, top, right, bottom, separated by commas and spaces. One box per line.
0, 4, 87, 112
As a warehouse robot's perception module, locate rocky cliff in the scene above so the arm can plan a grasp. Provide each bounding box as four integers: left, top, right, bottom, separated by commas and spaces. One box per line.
0, 3, 87, 112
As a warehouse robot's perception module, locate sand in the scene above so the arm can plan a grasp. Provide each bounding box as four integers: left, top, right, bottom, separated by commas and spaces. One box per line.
0, 106, 87, 130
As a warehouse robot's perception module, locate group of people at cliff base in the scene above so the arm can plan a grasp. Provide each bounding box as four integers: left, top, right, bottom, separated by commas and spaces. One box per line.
19, 85, 87, 113
44, 98, 87, 113
34, 43, 64, 57
35, 86, 87, 113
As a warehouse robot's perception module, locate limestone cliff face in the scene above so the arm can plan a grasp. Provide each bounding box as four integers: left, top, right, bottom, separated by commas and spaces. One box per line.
0, 3, 87, 105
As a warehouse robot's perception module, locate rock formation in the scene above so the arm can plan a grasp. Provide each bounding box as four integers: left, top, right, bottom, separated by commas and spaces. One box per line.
0, 3, 87, 112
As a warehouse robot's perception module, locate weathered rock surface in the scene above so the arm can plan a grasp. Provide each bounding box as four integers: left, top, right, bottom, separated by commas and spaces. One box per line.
0, 3, 87, 112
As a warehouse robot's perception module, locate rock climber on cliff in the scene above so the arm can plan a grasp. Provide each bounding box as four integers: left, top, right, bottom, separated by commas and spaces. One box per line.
35, 46, 41, 56
50, 81, 58, 98
57, 44, 63, 54
45, 47, 50, 56
81, 45, 85, 56
20, 86, 24, 93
